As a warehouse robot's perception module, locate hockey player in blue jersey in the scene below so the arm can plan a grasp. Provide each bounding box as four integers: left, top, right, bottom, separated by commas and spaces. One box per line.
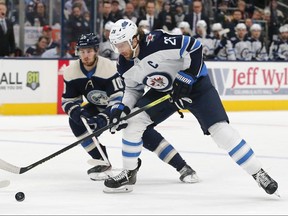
104, 19, 279, 195
61, 33, 199, 183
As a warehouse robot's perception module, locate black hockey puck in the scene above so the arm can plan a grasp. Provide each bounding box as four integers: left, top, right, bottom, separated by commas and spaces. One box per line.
15, 192, 25, 202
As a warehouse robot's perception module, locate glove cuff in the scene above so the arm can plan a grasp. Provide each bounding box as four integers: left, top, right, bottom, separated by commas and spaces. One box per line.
176, 71, 195, 86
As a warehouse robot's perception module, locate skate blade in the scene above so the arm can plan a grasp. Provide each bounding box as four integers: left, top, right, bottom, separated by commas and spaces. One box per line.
103, 185, 133, 193
0, 180, 10, 188
274, 190, 280, 198
89, 170, 113, 181
181, 174, 200, 183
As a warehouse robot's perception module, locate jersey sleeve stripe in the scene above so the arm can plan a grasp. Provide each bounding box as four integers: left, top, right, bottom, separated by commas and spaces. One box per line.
180, 36, 190, 58
190, 39, 202, 53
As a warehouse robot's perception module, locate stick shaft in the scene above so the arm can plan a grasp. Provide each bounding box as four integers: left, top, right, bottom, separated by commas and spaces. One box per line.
0, 94, 171, 174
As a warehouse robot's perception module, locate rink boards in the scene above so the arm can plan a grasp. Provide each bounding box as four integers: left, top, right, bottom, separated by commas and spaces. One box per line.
0, 59, 287, 115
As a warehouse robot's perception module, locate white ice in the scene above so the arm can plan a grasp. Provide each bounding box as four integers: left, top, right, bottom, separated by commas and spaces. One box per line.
0, 111, 287, 215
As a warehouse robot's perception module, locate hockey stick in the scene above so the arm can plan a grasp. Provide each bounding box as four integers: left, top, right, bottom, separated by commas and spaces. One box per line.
0, 94, 171, 174
81, 117, 110, 167
0, 180, 10, 188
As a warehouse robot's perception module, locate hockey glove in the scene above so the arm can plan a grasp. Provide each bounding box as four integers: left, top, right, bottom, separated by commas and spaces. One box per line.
171, 71, 194, 101
109, 103, 131, 134
219, 37, 227, 47
173, 97, 193, 110
86, 113, 109, 131
69, 106, 91, 126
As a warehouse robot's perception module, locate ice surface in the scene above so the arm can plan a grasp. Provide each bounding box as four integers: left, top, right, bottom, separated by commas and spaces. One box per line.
0, 111, 287, 215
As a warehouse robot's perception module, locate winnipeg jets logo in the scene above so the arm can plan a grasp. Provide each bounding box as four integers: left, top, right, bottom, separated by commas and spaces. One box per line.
146, 33, 155, 46
143, 72, 172, 90
148, 76, 165, 87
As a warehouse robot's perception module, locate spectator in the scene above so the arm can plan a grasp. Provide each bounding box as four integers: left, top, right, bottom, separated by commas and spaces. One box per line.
102, 1, 113, 30
184, 0, 210, 36
265, 0, 285, 42
25, 35, 48, 57
26, 1, 48, 26
65, 2, 90, 44
136, 0, 147, 18
225, 9, 243, 38
0, 2, 16, 57
41, 41, 72, 58
155, 0, 165, 17
237, 0, 251, 20
202, 0, 214, 19
174, 2, 186, 26
136, 0, 161, 32
158, 1, 176, 31
214, 0, 230, 25
110, 0, 123, 22
64, 0, 88, 16
123, 2, 137, 24
42, 25, 58, 50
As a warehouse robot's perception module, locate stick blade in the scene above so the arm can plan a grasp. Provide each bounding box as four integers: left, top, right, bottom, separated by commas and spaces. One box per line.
87, 159, 110, 166
0, 159, 21, 174
0, 180, 10, 188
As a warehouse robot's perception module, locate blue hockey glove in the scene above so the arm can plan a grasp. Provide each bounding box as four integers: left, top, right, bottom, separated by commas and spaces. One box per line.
171, 71, 194, 101
109, 103, 131, 134
69, 107, 90, 126
86, 113, 109, 131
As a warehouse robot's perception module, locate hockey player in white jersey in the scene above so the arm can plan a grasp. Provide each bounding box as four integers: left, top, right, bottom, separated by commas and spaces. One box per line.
211, 23, 236, 60
248, 23, 268, 61
104, 19, 279, 195
193, 20, 214, 60
230, 23, 252, 61
62, 33, 199, 182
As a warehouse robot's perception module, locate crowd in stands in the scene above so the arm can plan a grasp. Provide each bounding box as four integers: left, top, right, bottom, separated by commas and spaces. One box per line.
0, 0, 287, 61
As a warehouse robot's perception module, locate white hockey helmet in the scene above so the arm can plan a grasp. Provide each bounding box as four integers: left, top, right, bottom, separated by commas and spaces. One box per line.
196, 20, 207, 29
178, 21, 190, 29
104, 21, 114, 31
279, 25, 288, 33
109, 19, 138, 49
235, 23, 247, 30
250, 23, 261, 31
212, 23, 223, 31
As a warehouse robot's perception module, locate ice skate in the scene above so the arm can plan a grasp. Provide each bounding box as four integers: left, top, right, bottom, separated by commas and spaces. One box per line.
87, 164, 112, 181
179, 164, 199, 183
103, 158, 141, 193
252, 168, 279, 196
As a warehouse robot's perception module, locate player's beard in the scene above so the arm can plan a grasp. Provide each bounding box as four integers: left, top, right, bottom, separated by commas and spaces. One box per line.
122, 51, 133, 60
82, 55, 97, 67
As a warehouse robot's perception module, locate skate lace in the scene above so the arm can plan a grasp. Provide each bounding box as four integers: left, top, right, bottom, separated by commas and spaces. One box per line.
112, 170, 129, 181
255, 170, 271, 188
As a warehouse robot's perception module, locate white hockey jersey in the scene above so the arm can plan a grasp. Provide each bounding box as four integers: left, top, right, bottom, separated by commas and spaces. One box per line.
116, 30, 208, 109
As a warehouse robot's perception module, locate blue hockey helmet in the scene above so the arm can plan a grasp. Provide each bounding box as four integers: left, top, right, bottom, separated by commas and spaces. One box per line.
76, 33, 100, 54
